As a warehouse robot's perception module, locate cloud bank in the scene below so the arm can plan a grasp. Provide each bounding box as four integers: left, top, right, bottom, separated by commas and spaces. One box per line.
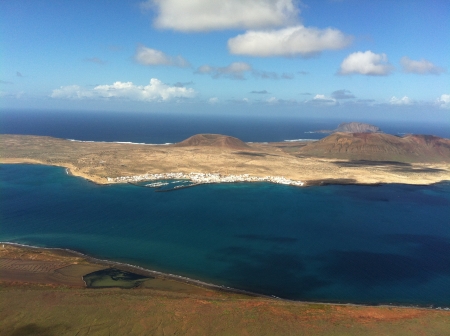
145, 0, 298, 32
135, 45, 189, 67
308, 94, 337, 106
400, 57, 445, 75
195, 62, 252, 79
51, 79, 195, 101
390, 96, 412, 105
228, 25, 352, 57
339, 51, 393, 76
332, 89, 355, 99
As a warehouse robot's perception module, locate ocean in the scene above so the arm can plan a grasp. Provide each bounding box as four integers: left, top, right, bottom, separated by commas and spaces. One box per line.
1, 109, 450, 307
2, 109, 450, 143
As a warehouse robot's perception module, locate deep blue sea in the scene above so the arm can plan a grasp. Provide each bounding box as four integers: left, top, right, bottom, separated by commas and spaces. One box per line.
2, 109, 450, 142
1, 110, 450, 307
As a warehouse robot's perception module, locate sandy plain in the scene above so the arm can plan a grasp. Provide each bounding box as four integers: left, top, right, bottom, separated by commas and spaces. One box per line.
1, 134, 450, 186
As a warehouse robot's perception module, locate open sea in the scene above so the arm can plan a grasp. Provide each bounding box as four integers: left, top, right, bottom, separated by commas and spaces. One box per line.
1, 109, 450, 307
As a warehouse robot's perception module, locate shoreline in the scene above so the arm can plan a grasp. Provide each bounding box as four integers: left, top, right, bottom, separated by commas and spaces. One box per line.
0, 241, 265, 299
2, 161, 449, 188
1, 241, 449, 311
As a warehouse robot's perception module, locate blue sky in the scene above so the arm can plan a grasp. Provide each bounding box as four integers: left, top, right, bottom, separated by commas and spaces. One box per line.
1, 0, 449, 121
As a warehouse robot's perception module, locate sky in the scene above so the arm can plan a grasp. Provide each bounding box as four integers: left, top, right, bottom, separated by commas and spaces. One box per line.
1, 0, 449, 122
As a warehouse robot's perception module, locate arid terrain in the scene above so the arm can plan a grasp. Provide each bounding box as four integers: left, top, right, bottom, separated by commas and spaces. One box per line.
1, 133, 450, 186
2, 132, 450, 334
1, 244, 450, 336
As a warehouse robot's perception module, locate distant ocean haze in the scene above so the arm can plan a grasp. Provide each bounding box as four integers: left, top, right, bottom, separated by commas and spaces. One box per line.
1, 109, 450, 143
1, 164, 449, 307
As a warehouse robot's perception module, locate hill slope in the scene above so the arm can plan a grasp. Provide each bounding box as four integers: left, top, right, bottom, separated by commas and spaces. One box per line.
174, 134, 250, 150
298, 132, 450, 162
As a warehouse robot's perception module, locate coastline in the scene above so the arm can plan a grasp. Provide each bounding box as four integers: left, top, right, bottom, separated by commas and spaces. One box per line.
1, 241, 449, 311
2, 160, 449, 188
0, 242, 265, 299
2, 133, 450, 187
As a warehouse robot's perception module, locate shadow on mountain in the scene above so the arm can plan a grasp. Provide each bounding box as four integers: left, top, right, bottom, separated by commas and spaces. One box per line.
332, 160, 411, 167
305, 178, 359, 186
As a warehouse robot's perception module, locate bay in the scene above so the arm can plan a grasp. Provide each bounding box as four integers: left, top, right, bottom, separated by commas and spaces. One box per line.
1, 164, 450, 307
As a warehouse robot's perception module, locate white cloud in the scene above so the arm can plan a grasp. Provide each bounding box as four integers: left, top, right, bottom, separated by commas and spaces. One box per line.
311, 94, 337, 105
267, 97, 278, 103
208, 97, 219, 104
228, 25, 352, 57
436, 94, 450, 109
51, 79, 195, 102
195, 62, 252, 79
339, 51, 393, 76
144, 0, 298, 32
400, 56, 445, 75
51, 85, 93, 99
135, 45, 189, 67
390, 96, 412, 105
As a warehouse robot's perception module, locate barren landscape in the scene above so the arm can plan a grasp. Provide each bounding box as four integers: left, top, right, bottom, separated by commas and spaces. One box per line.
2, 132, 450, 334
1, 133, 450, 186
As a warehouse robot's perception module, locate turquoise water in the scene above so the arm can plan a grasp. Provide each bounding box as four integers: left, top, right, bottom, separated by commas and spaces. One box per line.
1, 164, 450, 307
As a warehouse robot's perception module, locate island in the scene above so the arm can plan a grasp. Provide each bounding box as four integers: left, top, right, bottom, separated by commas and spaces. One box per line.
1, 131, 449, 187
306, 121, 382, 134
2, 129, 450, 334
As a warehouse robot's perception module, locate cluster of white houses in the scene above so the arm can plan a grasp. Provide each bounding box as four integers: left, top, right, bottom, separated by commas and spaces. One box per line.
107, 172, 304, 187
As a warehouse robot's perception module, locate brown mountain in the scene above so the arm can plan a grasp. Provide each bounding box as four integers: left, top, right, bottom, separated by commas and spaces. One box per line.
298, 132, 450, 162
335, 122, 381, 133
174, 134, 250, 150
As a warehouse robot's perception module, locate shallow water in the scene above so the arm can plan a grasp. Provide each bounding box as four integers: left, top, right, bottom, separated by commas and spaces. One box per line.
1, 164, 450, 307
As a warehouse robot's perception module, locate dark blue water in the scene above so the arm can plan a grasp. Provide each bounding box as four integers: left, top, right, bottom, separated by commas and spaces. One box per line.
1, 164, 450, 307
2, 109, 449, 143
